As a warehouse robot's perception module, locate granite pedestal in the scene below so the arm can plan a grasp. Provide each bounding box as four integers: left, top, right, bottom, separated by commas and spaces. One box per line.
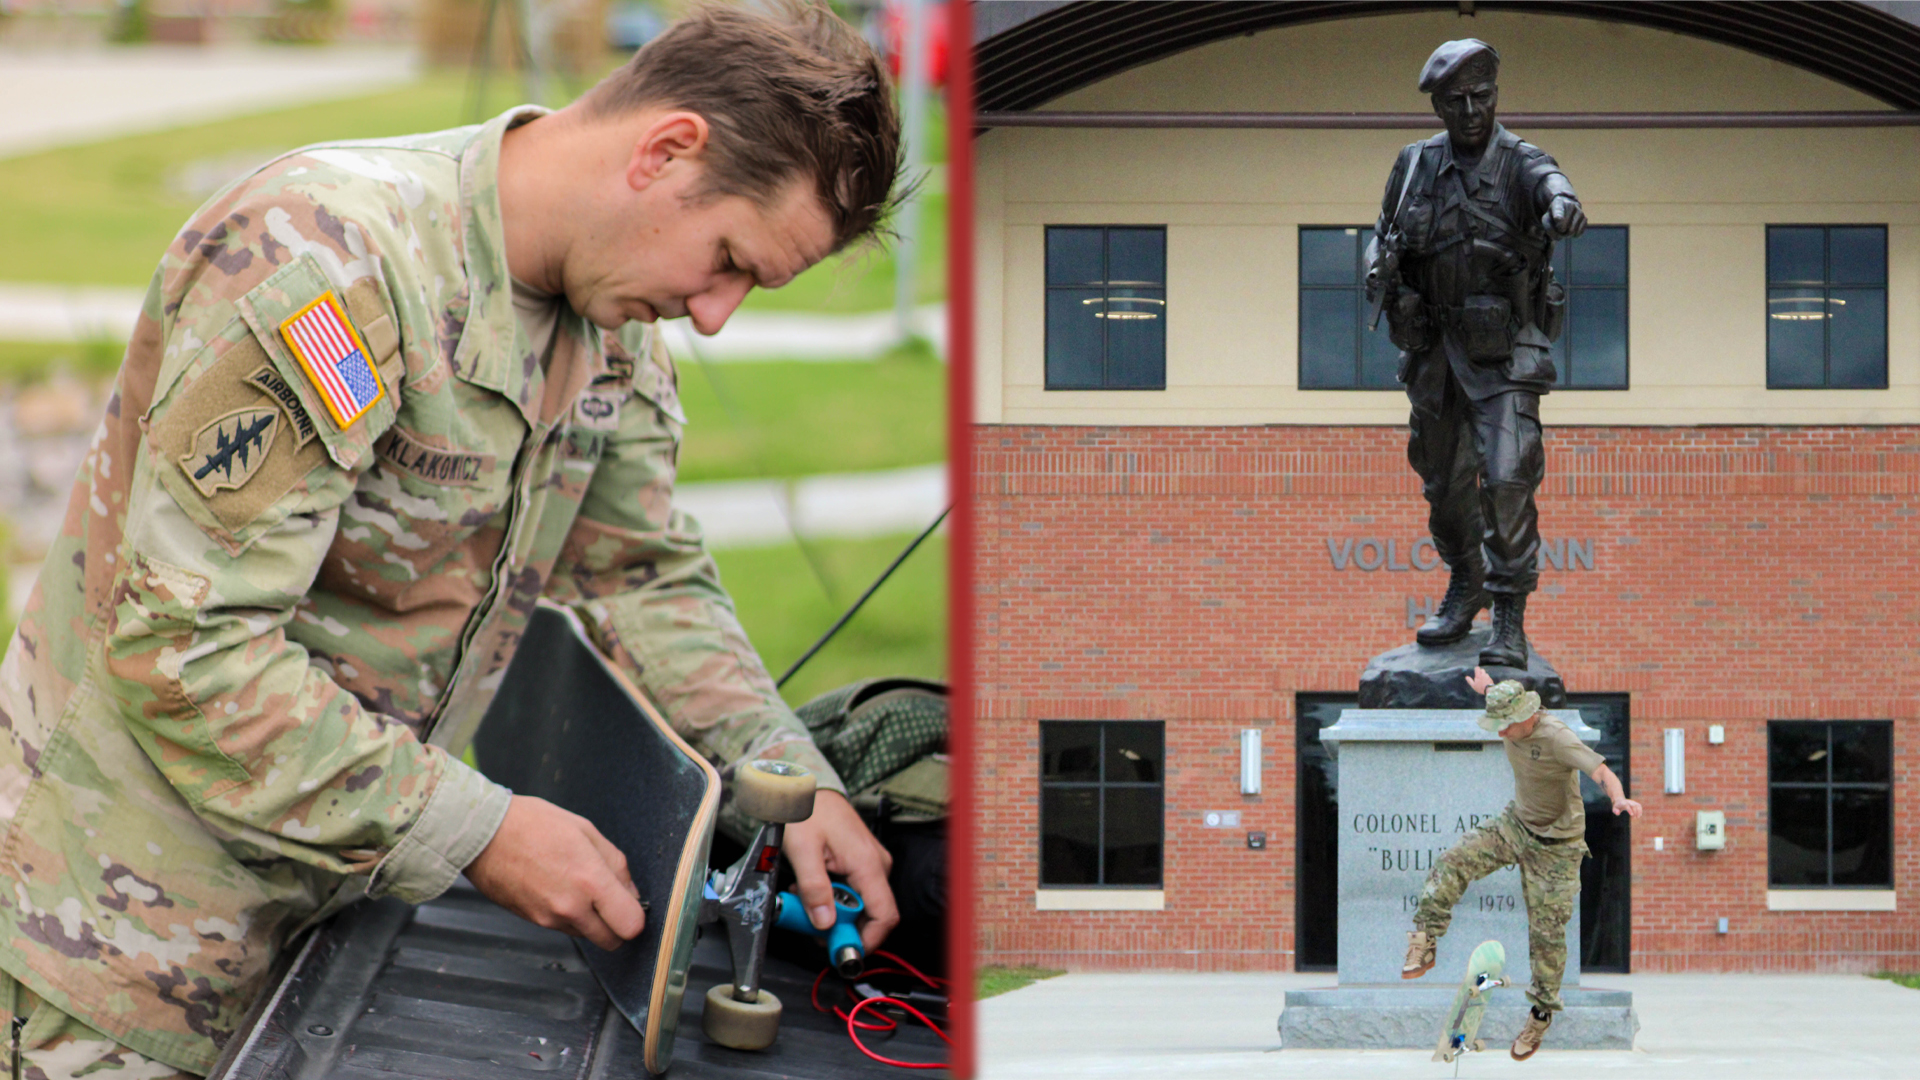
1276, 702, 1638, 1050
1359, 626, 1565, 709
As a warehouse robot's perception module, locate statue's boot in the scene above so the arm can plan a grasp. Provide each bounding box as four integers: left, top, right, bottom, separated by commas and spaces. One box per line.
1479, 593, 1530, 669
1415, 561, 1486, 646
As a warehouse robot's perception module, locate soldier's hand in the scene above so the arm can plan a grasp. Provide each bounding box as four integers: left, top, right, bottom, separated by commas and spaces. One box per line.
782, 789, 899, 952
1542, 195, 1587, 239
1612, 797, 1643, 818
466, 795, 646, 951
1465, 667, 1495, 695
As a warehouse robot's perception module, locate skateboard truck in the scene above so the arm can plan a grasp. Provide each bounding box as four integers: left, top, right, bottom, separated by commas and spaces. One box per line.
1435, 940, 1506, 1074
698, 760, 820, 1052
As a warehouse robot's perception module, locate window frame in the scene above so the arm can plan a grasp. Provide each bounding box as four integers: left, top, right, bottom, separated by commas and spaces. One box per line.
1296, 225, 1401, 391
1766, 720, 1895, 889
1549, 225, 1631, 391
1043, 225, 1168, 392
1037, 719, 1166, 889
1764, 224, 1890, 391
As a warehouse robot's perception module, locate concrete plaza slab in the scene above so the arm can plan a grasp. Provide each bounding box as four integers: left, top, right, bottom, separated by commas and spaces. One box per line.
977, 970, 1920, 1079
0, 45, 419, 159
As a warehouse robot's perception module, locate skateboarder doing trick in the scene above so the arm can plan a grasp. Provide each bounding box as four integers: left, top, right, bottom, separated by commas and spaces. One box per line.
1400, 670, 1641, 1061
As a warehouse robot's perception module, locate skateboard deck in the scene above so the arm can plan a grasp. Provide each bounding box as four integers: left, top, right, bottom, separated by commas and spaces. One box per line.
473, 601, 721, 1075
1433, 939, 1505, 1065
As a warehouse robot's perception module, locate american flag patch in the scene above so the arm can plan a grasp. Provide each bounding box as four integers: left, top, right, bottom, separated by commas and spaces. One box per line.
278, 292, 385, 429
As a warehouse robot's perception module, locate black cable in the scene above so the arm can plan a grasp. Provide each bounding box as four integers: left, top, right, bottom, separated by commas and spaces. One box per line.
777, 504, 950, 689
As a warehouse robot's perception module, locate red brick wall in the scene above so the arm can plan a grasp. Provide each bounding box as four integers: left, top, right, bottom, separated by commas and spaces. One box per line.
971, 424, 1920, 973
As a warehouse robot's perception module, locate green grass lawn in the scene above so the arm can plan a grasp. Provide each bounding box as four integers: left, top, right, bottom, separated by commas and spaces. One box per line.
1, 61, 948, 722
1871, 972, 1920, 990
977, 966, 1067, 1000
0, 68, 946, 312
678, 355, 945, 482
0, 349, 945, 481
717, 532, 947, 708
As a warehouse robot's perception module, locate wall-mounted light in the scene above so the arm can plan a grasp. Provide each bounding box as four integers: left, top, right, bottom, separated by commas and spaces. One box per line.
1240, 729, 1262, 795
1664, 728, 1686, 794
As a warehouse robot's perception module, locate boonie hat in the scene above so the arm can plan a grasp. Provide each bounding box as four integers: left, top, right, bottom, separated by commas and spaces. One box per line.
1420, 39, 1500, 93
1478, 679, 1540, 733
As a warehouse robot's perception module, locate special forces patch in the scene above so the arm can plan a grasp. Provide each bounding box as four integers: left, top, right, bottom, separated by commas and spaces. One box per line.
180, 407, 279, 497
245, 364, 318, 447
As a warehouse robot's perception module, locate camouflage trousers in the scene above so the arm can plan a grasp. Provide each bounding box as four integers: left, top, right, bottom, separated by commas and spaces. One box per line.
1, 973, 198, 1080
1411, 806, 1586, 1013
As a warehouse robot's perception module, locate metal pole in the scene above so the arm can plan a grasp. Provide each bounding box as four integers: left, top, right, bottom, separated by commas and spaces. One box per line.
892, 0, 927, 345
512, 0, 548, 107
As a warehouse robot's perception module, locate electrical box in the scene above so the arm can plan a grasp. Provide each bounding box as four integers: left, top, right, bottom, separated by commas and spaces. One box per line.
1707, 724, 1725, 745
1696, 810, 1726, 851
1247, 831, 1267, 850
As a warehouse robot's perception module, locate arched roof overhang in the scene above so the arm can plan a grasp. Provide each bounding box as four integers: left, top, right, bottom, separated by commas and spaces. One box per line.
973, 1, 1920, 114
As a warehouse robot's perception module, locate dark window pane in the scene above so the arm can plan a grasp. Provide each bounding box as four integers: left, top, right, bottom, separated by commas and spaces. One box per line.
1573, 227, 1627, 287
1767, 288, 1826, 387
1360, 314, 1401, 388
1828, 288, 1887, 388
1768, 227, 1825, 285
1568, 288, 1628, 388
1102, 786, 1164, 885
1047, 228, 1105, 286
1042, 721, 1102, 782
1104, 287, 1166, 388
1550, 237, 1567, 281
1768, 786, 1829, 886
1770, 722, 1830, 784
1040, 788, 1101, 885
1300, 289, 1359, 389
1829, 722, 1892, 784
1107, 228, 1166, 286
1046, 288, 1106, 389
1301, 228, 1359, 286
1830, 227, 1887, 286
1830, 789, 1892, 886
1105, 722, 1164, 783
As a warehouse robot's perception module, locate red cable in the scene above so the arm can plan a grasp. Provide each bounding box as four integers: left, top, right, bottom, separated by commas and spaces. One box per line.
808, 952, 950, 1067
845, 995, 951, 1070
871, 950, 949, 990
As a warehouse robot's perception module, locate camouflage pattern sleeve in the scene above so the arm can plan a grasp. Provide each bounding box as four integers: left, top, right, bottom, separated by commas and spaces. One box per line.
108, 196, 510, 906
548, 327, 847, 813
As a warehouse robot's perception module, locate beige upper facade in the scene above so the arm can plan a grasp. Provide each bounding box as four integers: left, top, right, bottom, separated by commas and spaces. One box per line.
973, 9, 1920, 426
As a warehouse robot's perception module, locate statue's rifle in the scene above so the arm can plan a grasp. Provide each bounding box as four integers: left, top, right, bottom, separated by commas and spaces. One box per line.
1367, 147, 1424, 332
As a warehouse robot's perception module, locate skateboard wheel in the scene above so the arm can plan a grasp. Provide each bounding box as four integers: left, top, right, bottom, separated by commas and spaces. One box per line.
734, 760, 817, 824
702, 984, 782, 1050
1474, 1039, 1486, 1052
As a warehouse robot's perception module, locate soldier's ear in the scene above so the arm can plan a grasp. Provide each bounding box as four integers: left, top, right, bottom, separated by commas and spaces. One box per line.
625, 111, 711, 194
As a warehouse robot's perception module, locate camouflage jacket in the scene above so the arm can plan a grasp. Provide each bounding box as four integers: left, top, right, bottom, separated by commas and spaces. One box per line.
0, 106, 844, 1074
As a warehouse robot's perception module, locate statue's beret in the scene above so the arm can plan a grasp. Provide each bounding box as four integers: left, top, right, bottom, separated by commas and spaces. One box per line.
1419, 39, 1500, 93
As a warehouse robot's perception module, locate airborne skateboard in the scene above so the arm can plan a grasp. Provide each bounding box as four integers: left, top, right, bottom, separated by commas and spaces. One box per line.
473, 601, 817, 1074
1433, 939, 1505, 1071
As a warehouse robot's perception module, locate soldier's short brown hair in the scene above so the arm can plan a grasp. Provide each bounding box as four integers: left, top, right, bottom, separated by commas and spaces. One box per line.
584, 0, 903, 251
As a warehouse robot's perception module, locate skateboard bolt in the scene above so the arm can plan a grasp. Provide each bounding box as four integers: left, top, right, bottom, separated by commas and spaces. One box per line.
307, 1025, 334, 1037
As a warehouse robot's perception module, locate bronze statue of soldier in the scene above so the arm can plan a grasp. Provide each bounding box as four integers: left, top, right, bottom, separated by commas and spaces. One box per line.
1366, 39, 1586, 669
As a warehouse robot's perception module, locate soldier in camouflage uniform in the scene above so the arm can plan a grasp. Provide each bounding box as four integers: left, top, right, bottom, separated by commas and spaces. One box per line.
1400, 670, 1641, 1061
0, 3, 905, 1075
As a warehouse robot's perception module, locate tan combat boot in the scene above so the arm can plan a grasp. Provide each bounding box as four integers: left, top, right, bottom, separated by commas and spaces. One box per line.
1401, 930, 1435, 979
1511, 1008, 1551, 1060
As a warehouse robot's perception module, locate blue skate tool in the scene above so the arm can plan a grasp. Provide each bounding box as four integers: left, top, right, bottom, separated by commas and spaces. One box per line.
775, 882, 866, 977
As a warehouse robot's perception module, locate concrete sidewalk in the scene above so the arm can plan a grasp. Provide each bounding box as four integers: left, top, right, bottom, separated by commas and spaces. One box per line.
978, 971, 1920, 1079
0, 45, 421, 159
